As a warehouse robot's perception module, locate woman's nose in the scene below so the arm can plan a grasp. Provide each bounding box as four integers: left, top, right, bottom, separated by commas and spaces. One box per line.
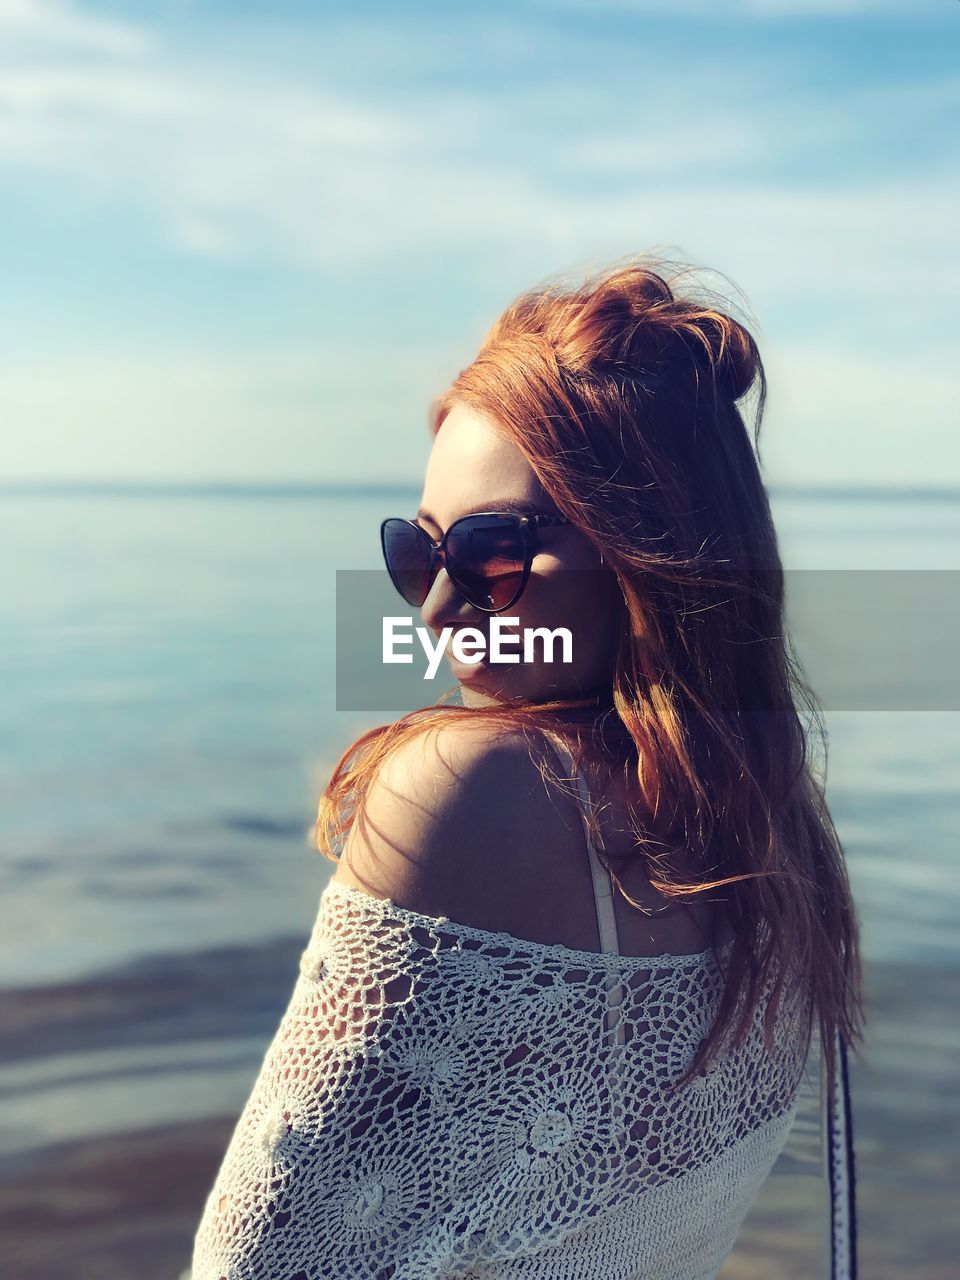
420, 566, 473, 633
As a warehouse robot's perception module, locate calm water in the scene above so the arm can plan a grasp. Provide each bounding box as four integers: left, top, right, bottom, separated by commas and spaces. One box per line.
1, 485, 958, 1280
1, 485, 957, 986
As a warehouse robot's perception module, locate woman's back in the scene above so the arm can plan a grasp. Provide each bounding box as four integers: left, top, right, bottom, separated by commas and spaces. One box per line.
466, 730, 736, 963
190, 728, 812, 1280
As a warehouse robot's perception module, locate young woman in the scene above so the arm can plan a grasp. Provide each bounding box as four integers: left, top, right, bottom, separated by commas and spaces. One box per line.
191, 258, 864, 1279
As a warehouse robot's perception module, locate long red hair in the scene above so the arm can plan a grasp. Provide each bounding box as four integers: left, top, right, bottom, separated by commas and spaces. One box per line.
316, 255, 865, 1098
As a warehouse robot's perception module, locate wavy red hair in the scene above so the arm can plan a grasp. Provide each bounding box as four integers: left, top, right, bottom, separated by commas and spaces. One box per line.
316, 254, 865, 1098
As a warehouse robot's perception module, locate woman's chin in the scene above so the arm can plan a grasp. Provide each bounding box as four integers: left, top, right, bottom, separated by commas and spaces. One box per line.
448, 657, 525, 702
449, 660, 566, 704
448, 655, 493, 685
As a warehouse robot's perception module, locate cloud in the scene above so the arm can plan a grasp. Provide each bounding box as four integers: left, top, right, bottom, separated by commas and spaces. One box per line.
536, 0, 940, 16
0, 344, 449, 482
0, 8, 955, 315
760, 343, 956, 487
0, 47, 412, 266
0, 0, 150, 54
0, 3, 955, 487
1, 337, 953, 488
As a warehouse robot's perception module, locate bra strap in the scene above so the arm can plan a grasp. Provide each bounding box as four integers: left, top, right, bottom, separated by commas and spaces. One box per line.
542, 732, 857, 1276
539, 729, 626, 1046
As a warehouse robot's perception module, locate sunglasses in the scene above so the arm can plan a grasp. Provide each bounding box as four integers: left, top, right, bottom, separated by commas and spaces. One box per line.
380, 511, 571, 613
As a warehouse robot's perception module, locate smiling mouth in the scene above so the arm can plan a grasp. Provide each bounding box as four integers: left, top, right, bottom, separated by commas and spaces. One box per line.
446, 647, 489, 670
442, 635, 488, 676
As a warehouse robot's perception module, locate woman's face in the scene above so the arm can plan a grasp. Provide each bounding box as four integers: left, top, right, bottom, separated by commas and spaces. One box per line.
416, 403, 622, 708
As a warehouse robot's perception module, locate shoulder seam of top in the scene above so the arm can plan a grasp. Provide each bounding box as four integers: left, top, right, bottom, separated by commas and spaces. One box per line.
322, 877, 733, 972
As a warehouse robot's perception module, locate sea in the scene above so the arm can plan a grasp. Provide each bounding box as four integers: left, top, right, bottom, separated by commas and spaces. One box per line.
0, 483, 957, 1276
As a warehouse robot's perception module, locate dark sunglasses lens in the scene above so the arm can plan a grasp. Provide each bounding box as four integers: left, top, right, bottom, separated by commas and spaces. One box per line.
381, 519, 433, 606
445, 515, 526, 610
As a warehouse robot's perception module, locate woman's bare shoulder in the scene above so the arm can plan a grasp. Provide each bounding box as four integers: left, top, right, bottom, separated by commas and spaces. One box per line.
333, 718, 584, 925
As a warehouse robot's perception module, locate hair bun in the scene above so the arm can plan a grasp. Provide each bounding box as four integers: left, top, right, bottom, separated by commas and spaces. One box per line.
689, 312, 760, 402
543, 264, 761, 402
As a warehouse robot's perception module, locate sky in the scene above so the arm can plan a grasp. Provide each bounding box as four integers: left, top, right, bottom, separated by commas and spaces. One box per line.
0, 0, 957, 488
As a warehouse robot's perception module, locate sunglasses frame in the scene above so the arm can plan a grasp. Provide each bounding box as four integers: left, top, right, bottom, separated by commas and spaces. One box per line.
380, 510, 571, 614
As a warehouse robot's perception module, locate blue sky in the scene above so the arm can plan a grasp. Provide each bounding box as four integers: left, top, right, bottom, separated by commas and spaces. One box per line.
0, 0, 957, 487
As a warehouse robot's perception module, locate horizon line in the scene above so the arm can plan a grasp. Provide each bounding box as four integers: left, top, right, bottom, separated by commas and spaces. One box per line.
0, 478, 957, 503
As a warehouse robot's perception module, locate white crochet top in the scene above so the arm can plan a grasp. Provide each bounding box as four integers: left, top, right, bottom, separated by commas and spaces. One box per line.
190, 734, 813, 1280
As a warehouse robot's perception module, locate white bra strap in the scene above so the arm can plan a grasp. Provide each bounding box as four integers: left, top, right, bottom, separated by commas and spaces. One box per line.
573, 773, 621, 956
540, 730, 626, 1046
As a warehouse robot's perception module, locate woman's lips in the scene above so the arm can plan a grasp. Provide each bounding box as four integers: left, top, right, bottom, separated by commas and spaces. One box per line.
445, 640, 490, 681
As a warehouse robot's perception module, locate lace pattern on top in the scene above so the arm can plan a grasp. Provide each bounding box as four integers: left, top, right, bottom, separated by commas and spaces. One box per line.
190, 877, 812, 1280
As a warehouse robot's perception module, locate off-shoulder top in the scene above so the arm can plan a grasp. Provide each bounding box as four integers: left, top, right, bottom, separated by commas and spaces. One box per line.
189, 730, 836, 1280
